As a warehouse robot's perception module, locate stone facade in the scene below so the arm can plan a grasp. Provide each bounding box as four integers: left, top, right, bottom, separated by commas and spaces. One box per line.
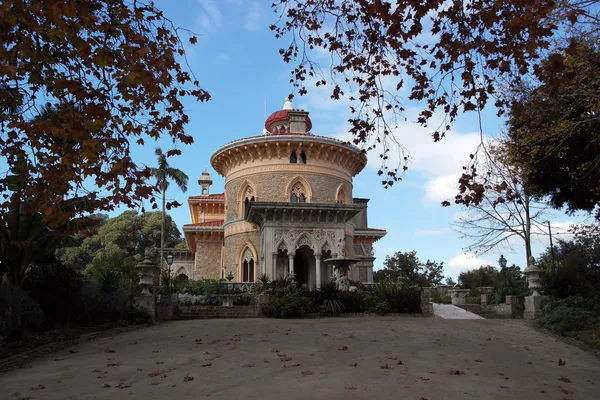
181, 98, 386, 286
225, 173, 351, 221
195, 241, 222, 280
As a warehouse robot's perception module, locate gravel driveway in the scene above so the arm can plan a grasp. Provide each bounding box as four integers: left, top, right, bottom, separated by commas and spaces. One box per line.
1, 317, 598, 400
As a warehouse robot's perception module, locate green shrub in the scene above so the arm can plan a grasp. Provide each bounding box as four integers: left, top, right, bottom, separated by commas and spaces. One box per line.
71, 280, 131, 324
232, 293, 254, 306
181, 279, 220, 296
261, 293, 314, 318
439, 295, 452, 304
539, 304, 597, 335
467, 295, 481, 304
0, 285, 44, 341
369, 300, 390, 315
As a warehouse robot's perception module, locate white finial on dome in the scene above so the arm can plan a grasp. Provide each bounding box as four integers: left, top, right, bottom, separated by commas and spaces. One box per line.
262, 128, 270, 136
283, 97, 293, 110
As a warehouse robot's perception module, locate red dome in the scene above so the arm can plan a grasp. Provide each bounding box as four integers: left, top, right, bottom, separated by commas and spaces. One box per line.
265, 110, 312, 133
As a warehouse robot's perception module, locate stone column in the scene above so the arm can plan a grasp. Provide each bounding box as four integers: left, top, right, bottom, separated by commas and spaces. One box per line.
315, 254, 321, 290
272, 252, 277, 279
288, 253, 295, 280
523, 256, 547, 320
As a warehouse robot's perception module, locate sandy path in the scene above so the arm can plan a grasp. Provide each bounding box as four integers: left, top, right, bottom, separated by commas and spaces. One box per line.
1, 317, 598, 400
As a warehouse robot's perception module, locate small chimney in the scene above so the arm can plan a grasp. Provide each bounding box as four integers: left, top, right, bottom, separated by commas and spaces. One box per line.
288, 109, 310, 134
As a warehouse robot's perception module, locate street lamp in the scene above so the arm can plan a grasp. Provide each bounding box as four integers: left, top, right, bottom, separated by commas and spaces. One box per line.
498, 255, 507, 269
165, 251, 174, 274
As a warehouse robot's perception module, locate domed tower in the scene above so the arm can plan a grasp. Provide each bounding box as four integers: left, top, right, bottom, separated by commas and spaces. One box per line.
198, 169, 213, 195
183, 98, 386, 285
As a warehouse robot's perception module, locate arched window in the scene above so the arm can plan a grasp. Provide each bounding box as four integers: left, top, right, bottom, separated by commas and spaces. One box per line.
290, 152, 297, 163
290, 182, 307, 203
240, 185, 255, 217
300, 151, 307, 164
241, 248, 254, 282
336, 184, 350, 204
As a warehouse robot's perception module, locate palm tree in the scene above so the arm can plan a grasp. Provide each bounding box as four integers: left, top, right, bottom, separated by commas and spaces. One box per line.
149, 148, 188, 276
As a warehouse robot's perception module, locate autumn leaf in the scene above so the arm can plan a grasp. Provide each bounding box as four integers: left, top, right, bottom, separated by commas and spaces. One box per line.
104, 348, 115, 353
202, 363, 212, 367
103, 384, 111, 388
148, 370, 161, 377
280, 356, 292, 362
338, 346, 348, 351
448, 370, 465, 375
107, 362, 121, 367
559, 386, 573, 395
558, 359, 566, 366
31, 384, 46, 391
380, 364, 392, 370
559, 377, 571, 383
184, 375, 194, 382
151, 381, 160, 385
301, 370, 313, 376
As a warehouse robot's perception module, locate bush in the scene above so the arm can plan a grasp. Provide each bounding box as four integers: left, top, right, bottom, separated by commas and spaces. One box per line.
439, 295, 452, 304
467, 295, 481, 304
22, 266, 84, 324
0, 285, 44, 341
181, 279, 220, 296
261, 293, 315, 318
369, 300, 390, 315
539, 303, 598, 335
178, 293, 222, 306
70, 280, 132, 324
232, 293, 253, 306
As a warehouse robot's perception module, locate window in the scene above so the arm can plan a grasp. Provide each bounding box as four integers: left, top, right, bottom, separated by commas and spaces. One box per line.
290, 152, 297, 163
241, 248, 254, 282
241, 185, 255, 216
300, 151, 307, 164
290, 182, 307, 203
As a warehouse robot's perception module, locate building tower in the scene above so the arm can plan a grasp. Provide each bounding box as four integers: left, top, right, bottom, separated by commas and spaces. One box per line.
198, 169, 213, 195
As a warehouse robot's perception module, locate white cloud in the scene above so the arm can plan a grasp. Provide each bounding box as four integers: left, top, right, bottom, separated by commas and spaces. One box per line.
243, 3, 264, 32
197, 0, 222, 31
424, 174, 459, 202
446, 252, 492, 276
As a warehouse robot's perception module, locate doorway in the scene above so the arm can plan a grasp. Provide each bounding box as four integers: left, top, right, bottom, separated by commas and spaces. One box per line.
294, 245, 315, 289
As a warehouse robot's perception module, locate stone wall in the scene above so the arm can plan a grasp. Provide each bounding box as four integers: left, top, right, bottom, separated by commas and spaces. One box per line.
195, 241, 222, 280
223, 230, 261, 280
224, 173, 352, 221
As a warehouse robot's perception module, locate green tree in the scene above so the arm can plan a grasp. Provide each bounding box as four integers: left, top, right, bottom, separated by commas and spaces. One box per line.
538, 234, 600, 299
506, 41, 600, 220
57, 210, 182, 277
149, 147, 189, 274
375, 251, 444, 287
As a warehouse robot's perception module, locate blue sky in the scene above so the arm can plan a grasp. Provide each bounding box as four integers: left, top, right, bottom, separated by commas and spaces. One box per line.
119, 0, 583, 279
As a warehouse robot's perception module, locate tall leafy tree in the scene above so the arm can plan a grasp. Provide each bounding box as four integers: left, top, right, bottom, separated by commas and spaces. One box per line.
149, 148, 188, 273
505, 40, 600, 221
270, 0, 595, 187
0, 0, 209, 228
375, 251, 444, 287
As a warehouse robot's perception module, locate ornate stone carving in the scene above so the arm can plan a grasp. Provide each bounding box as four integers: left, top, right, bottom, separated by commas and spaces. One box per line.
297, 235, 312, 248
524, 256, 543, 296
313, 229, 325, 243
287, 230, 297, 241
242, 248, 253, 262
322, 242, 331, 253
274, 229, 284, 243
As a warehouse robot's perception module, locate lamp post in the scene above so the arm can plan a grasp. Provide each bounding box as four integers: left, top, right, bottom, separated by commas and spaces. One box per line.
165, 250, 174, 276
498, 254, 508, 288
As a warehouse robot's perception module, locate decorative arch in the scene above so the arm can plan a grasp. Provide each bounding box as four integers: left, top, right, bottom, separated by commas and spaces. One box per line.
293, 233, 316, 252
237, 242, 258, 282
276, 240, 289, 253
237, 180, 257, 217
175, 266, 190, 278
335, 183, 351, 204
285, 175, 312, 203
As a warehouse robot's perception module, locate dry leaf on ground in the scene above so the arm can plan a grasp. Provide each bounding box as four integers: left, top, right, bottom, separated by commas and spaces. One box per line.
184, 375, 194, 382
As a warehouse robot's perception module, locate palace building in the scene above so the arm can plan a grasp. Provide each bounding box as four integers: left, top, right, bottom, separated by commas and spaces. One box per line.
178, 98, 386, 288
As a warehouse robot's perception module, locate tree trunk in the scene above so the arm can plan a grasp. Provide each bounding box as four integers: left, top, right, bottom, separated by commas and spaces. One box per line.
523, 190, 532, 263
160, 184, 166, 278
